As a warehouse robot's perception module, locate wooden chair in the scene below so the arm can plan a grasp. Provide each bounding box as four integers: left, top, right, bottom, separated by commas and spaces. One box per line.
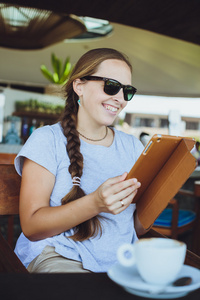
0, 153, 17, 248
0, 164, 199, 273
0, 164, 27, 273
0, 153, 16, 164
152, 181, 200, 255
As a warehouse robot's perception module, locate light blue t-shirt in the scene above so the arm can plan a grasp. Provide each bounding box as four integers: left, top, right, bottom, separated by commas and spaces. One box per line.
14, 123, 144, 272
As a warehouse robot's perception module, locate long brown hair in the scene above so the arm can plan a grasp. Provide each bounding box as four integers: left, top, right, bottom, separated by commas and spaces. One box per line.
60, 48, 132, 241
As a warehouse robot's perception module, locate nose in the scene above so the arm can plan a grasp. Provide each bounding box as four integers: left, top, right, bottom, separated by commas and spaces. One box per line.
115, 87, 126, 103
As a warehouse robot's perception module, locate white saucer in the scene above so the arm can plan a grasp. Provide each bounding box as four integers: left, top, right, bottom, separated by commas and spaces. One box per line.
107, 263, 200, 299
124, 287, 188, 299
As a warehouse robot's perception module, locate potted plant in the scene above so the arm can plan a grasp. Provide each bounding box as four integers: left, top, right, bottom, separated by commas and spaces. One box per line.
40, 53, 73, 95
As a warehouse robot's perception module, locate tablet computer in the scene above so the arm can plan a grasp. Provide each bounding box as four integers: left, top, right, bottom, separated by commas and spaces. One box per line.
127, 134, 196, 229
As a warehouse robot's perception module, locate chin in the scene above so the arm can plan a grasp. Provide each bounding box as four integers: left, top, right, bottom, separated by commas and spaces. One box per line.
104, 118, 117, 127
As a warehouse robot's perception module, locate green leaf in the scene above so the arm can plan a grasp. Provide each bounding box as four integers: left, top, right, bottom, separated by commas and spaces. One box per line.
61, 57, 70, 77
51, 53, 57, 72
40, 65, 54, 83
59, 60, 72, 84
51, 53, 62, 79
53, 73, 59, 83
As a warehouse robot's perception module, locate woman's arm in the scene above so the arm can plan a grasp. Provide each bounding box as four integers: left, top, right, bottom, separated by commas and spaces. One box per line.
19, 159, 141, 241
19, 158, 100, 241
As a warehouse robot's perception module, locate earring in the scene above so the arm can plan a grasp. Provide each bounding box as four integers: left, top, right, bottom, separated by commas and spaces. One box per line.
77, 99, 81, 106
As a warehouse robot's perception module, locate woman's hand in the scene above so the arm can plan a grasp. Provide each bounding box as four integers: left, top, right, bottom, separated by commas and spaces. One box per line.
94, 172, 141, 215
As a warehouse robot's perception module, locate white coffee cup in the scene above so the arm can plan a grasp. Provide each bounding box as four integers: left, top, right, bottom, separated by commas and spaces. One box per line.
117, 238, 186, 285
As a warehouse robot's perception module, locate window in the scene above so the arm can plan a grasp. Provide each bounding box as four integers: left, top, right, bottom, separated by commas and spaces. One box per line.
186, 121, 199, 130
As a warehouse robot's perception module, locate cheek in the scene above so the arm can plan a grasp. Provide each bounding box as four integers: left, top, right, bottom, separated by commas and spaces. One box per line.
83, 84, 101, 100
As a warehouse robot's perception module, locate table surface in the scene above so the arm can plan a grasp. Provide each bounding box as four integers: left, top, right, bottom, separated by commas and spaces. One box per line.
0, 273, 200, 300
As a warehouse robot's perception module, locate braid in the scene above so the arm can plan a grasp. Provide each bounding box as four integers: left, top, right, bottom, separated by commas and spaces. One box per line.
61, 91, 102, 241
61, 101, 83, 181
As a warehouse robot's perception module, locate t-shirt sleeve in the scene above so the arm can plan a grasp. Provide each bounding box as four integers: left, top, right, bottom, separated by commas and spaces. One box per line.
14, 126, 57, 176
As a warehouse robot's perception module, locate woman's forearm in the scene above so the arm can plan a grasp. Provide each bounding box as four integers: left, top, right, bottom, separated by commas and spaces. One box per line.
21, 191, 100, 241
20, 159, 100, 241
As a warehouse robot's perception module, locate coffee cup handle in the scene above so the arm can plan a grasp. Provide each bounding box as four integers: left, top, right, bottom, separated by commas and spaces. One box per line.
117, 243, 136, 267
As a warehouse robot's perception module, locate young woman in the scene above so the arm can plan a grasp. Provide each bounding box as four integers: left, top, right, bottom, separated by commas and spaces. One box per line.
14, 48, 146, 273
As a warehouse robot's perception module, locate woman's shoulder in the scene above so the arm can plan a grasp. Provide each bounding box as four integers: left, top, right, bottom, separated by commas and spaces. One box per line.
15, 123, 64, 176
33, 122, 62, 135
28, 122, 63, 142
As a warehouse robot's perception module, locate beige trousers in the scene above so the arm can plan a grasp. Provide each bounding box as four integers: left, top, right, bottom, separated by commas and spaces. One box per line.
27, 245, 91, 273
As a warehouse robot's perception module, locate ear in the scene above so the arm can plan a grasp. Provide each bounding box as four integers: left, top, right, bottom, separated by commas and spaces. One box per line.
73, 79, 84, 97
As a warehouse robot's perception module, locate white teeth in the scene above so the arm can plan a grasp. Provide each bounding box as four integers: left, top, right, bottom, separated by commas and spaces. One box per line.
104, 104, 118, 112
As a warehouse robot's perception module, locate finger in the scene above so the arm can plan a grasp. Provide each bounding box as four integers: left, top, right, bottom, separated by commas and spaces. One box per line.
105, 172, 128, 186
109, 188, 138, 212
111, 179, 141, 199
99, 174, 131, 199
111, 191, 137, 214
99, 176, 140, 208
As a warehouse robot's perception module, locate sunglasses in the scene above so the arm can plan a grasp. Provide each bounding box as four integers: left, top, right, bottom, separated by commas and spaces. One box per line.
81, 75, 137, 101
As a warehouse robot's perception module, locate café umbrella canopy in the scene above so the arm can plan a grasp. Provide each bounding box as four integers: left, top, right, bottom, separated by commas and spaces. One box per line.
0, 3, 86, 50
40, 53, 73, 85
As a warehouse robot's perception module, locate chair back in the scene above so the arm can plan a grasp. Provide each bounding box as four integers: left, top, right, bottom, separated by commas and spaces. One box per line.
0, 164, 28, 273
0, 153, 16, 164
152, 180, 200, 256
0, 164, 21, 216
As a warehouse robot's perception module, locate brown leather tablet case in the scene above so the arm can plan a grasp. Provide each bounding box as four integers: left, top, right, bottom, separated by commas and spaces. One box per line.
127, 134, 197, 229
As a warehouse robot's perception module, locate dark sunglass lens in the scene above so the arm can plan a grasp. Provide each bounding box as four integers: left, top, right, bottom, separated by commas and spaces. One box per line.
104, 79, 120, 95
124, 86, 136, 101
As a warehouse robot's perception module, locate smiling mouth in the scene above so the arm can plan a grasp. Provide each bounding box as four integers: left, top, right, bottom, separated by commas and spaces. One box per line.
103, 104, 118, 112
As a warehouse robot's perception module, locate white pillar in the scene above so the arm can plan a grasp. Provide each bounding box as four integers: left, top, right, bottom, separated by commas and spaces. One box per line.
168, 110, 182, 136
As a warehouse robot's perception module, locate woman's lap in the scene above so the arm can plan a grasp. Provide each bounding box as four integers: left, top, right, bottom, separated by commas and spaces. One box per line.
27, 245, 91, 273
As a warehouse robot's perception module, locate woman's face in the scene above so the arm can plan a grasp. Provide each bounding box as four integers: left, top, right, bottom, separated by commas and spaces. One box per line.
75, 59, 132, 128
